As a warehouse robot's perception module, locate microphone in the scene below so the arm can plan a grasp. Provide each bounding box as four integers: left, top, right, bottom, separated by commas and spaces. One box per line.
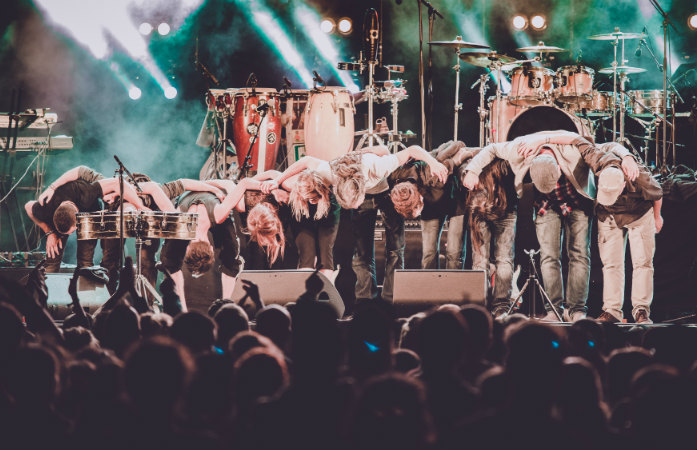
312, 70, 325, 86
255, 102, 271, 113
283, 76, 292, 89
363, 8, 379, 63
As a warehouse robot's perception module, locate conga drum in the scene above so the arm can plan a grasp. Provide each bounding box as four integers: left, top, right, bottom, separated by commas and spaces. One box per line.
231, 88, 282, 174
304, 87, 355, 161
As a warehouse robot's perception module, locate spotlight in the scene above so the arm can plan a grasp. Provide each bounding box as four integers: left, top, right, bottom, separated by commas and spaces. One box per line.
337, 17, 352, 35
320, 18, 335, 34
157, 23, 171, 36
688, 14, 697, 30
139, 23, 153, 35
512, 15, 528, 31
129, 87, 142, 100
531, 15, 547, 30
164, 86, 177, 99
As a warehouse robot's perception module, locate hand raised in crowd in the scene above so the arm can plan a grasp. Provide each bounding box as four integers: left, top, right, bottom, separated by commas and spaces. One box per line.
463, 171, 480, 190
621, 156, 639, 182
46, 232, 63, 259
38, 186, 55, 205
240, 279, 264, 309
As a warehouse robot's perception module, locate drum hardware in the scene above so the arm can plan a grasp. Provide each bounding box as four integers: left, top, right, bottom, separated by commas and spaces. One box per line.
472, 74, 489, 147
429, 36, 490, 141
503, 249, 563, 321
374, 79, 410, 152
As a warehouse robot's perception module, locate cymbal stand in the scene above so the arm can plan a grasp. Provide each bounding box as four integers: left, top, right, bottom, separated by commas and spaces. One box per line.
618, 71, 628, 143
489, 60, 505, 144
476, 74, 488, 147
452, 46, 463, 141
387, 91, 407, 153
355, 60, 385, 150
504, 249, 563, 321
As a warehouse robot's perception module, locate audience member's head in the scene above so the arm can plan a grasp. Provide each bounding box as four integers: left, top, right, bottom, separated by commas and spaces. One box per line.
233, 346, 289, 408
418, 308, 471, 377
228, 330, 273, 362
459, 304, 494, 358
5, 344, 61, 409
255, 304, 292, 350
101, 304, 140, 358
213, 303, 249, 350
139, 312, 173, 338
393, 348, 422, 376
63, 326, 98, 353
0, 302, 25, 362
291, 300, 343, 382
349, 303, 394, 379
170, 311, 217, 355
606, 346, 653, 406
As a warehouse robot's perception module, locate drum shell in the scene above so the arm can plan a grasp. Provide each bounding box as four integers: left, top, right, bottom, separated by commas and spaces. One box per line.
630, 90, 672, 116
282, 90, 310, 164
509, 67, 555, 106
304, 87, 355, 161
76, 212, 138, 240
139, 211, 197, 240
488, 95, 528, 143
555, 65, 594, 103
231, 88, 282, 173
76, 211, 198, 240
504, 105, 591, 142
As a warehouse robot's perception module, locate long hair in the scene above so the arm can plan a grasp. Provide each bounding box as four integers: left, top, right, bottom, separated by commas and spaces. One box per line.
467, 159, 513, 249
330, 152, 365, 209
289, 170, 331, 220
247, 202, 285, 264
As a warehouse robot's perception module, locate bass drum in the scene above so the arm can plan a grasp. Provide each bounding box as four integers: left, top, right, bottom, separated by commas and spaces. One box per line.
506, 105, 591, 142
488, 95, 528, 143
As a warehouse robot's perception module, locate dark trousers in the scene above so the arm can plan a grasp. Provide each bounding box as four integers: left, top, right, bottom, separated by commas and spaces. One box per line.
291, 214, 339, 271
351, 191, 404, 302
101, 237, 160, 293
45, 236, 97, 272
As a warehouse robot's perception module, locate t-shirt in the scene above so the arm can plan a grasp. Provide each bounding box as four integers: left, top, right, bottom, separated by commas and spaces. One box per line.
361, 153, 401, 195
176, 191, 220, 225
32, 180, 104, 231
596, 167, 663, 228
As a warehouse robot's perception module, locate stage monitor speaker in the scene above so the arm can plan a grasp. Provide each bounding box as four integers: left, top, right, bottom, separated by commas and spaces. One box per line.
230, 270, 345, 318
45, 273, 110, 320
393, 269, 487, 313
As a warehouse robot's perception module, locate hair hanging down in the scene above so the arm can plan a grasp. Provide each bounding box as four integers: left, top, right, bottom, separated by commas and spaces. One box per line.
390, 182, 424, 219
184, 241, 215, 275
330, 152, 365, 209
289, 170, 331, 220
467, 159, 513, 249
247, 202, 285, 264
53, 202, 78, 234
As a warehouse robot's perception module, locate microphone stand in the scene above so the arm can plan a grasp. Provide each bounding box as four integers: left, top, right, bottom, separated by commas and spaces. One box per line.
416, 0, 443, 150
239, 106, 268, 179
113, 156, 127, 269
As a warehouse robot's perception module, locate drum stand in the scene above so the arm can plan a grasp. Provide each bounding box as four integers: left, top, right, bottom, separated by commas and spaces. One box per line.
475, 74, 489, 147
355, 60, 385, 150
387, 94, 407, 153
451, 46, 463, 141
504, 249, 563, 321
134, 232, 163, 311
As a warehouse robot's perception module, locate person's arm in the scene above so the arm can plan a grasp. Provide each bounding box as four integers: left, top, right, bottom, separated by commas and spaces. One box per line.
394, 146, 448, 183
98, 179, 148, 210
209, 178, 255, 224
260, 156, 323, 193
653, 198, 663, 233
38, 166, 104, 204
462, 144, 502, 189
516, 130, 581, 157
139, 182, 176, 212
361, 145, 390, 156
179, 179, 225, 201
25, 201, 63, 259
599, 142, 640, 181
252, 170, 283, 181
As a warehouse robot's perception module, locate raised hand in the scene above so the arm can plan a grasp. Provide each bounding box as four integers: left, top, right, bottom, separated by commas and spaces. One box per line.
241, 279, 263, 308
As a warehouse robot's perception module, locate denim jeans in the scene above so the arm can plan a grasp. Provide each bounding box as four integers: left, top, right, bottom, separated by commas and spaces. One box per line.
351, 191, 405, 302
471, 210, 517, 309
45, 236, 98, 272
597, 208, 655, 320
420, 215, 466, 270
535, 208, 591, 315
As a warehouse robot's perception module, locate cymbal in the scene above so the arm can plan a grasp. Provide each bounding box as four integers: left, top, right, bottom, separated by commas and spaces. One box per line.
598, 65, 647, 74
588, 31, 644, 40
429, 36, 490, 49
516, 42, 567, 53
459, 51, 517, 68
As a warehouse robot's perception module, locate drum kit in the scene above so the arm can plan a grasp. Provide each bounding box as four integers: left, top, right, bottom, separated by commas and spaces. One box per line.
76, 210, 198, 308
430, 28, 683, 164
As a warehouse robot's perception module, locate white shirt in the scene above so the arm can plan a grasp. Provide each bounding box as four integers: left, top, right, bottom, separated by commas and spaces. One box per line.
361, 153, 400, 194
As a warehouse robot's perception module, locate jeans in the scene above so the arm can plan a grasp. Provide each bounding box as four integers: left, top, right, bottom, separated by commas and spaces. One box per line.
45, 236, 97, 272
597, 208, 655, 320
291, 213, 339, 271
351, 191, 405, 302
471, 210, 517, 309
420, 215, 466, 270
535, 208, 591, 315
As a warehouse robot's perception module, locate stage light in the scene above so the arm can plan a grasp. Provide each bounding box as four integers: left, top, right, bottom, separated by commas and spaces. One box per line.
157, 23, 170, 36
337, 17, 352, 35
320, 18, 335, 34
164, 86, 177, 99
512, 15, 528, 31
688, 14, 697, 30
129, 86, 142, 100
531, 15, 547, 30
138, 23, 153, 35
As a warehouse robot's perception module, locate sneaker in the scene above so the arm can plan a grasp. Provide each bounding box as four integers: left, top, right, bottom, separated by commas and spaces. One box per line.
596, 311, 620, 323
634, 309, 653, 324
491, 305, 510, 319
563, 310, 587, 323
541, 310, 563, 322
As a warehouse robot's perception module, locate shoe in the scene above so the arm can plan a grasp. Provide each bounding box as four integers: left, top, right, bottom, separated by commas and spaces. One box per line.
596, 311, 620, 323
562, 309, 587, 322
541, 310, 563, 322
634, 309, 653, 324
491, 305, 509, 319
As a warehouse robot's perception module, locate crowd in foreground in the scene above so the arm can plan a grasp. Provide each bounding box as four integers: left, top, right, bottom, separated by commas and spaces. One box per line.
0, 260, 695, 450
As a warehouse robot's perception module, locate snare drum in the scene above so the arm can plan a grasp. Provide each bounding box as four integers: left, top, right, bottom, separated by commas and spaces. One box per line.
509, 66, 555, 105
555, 65, 594, 104
304, 87, 356, 161
629, 90, 671, 116
76, 211, 138, 240
231, 88, 282, 173
138, 211, 197, 240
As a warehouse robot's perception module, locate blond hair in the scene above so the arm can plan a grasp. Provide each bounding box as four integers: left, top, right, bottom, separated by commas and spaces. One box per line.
247, 202, 285, 264
330, 152, 365, 209
289, 170, 331, 220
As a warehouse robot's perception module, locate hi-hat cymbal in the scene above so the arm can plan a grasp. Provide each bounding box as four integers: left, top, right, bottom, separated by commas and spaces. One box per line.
588, 31, 644, 40
459, 51, 517, 68
429, 36, 490, 49
598, 65, 647, 74
516, 42, 567, 53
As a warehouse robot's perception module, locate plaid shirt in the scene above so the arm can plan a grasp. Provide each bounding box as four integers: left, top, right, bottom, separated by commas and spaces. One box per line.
534, 174, 591, 216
